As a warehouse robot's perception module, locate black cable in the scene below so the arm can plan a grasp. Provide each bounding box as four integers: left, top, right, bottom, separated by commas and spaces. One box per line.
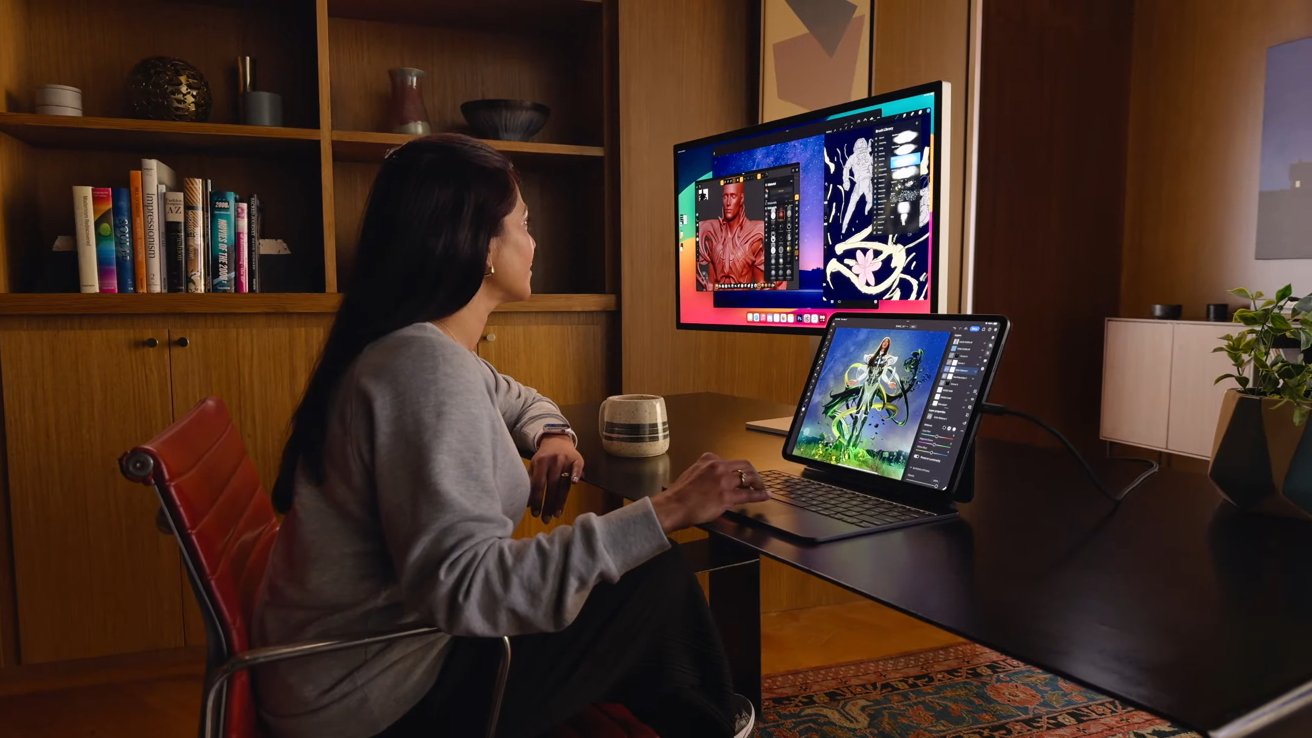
980, 402, 1159, 504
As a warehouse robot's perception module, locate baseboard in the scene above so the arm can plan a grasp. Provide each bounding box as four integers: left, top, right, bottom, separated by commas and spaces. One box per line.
0, 646, 205, 697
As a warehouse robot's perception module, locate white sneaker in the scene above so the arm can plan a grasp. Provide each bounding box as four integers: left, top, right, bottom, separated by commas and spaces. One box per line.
729, 693, 756, 737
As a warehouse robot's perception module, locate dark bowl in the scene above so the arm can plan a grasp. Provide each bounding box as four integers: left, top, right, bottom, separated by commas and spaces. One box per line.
1151, 303, 1183, 320
460, 99, 550, 142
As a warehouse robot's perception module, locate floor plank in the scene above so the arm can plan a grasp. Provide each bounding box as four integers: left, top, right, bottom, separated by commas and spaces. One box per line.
0, 600, 958, 736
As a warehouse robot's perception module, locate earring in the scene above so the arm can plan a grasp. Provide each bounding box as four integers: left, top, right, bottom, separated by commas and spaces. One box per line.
484, 265, 495, 278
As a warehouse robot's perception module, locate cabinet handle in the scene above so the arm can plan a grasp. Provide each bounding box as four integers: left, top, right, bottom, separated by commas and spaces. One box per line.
175, 337, 190, 348
143, 337, 159, 348
482, 333, 496, 343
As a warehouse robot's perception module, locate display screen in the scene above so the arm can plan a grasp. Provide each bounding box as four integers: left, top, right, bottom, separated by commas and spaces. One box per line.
675, 82, 948, 332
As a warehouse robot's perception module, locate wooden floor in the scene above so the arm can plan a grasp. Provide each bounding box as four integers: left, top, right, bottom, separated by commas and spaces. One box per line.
0, 601, 962, 737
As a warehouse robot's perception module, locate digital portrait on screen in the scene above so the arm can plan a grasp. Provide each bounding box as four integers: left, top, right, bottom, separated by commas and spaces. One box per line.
790, 326, 949, 479
676, 86, 943, 331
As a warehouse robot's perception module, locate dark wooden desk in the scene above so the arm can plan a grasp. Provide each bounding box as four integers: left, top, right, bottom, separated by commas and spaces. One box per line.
561, 393, 1312, 738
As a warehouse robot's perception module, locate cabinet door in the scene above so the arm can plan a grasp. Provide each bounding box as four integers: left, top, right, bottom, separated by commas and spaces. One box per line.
1100, 320, 1173, 449
166, 321, 329, 644
478, 312, 614, 407
1167, 323, 1236, 458
0, 326, 183, 663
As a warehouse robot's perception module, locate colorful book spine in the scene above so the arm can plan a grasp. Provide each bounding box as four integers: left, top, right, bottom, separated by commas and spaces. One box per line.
210, 191, 236, 292
164, 191, 185, 293
141, 161, 160, 292
91, 187, 118, 293
183, 178, 204, 293
129, 170, 147, 291
247, 194, 261, 293
110, 187, 134, 293
234, 201, 248, 293
71, 186, 98, 293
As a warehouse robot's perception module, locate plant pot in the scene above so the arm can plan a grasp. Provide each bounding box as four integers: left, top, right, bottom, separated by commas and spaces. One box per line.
1208, 389, 1312, 520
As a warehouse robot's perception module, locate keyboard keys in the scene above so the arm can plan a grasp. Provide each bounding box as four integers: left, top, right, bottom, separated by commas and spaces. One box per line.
759, 470, 934, 528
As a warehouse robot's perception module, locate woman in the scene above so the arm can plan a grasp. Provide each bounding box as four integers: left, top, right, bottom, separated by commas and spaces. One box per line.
253, 133, 768, 738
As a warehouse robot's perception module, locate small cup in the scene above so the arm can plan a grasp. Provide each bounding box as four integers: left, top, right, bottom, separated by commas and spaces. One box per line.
242, 91, 283, 127
599, 394, 670, 457
35, 104, 82, 117
36, 84, 82, 110
1206, 303, 1230, 322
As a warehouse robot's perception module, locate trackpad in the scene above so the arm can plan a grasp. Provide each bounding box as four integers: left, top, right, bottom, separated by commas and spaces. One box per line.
726, 498, 860, 542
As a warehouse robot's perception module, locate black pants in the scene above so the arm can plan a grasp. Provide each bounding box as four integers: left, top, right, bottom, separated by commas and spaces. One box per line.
374, 546, 738, 738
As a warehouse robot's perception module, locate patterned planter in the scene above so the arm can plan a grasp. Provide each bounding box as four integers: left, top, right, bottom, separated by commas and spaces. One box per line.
1208, 389, 1312, 520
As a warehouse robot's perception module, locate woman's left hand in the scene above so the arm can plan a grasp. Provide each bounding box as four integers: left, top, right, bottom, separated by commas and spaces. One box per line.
529, 436, 584, 524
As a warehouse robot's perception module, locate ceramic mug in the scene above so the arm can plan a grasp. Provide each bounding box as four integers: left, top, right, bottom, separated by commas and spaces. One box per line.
599, 394, 669, 457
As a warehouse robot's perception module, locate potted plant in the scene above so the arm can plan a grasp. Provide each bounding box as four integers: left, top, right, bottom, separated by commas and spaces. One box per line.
1210, 284, 1312, 519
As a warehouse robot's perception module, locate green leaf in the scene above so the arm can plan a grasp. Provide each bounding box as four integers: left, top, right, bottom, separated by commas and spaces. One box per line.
1231, 287, 1253, 300
1238, 311, 1266, 326
1295, 295, 1312, 314
1237, 375, 1250, 389
1271, 313, 1293, 332
1215, 373, 1241, 385
1295, 405, 1309, 427
1277, 284, 1293, 303
1301, 331, 1312, 352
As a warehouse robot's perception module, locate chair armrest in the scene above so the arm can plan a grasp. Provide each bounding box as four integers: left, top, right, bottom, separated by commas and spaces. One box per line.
202, 625, 444, 738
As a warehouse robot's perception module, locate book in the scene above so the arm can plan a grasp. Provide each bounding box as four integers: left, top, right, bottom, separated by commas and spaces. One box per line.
129, 170, 147, 291
202, 178, 212, 291
183, 178, 204, 293
110, 187, 134, 293
235, 201, 248, 293
141, 159, 177, 292
247, 194, 261, 293
71, 186, 98, 293
91, 187, 117, 293
164, 191, 185, 292
210, 191, 236, 292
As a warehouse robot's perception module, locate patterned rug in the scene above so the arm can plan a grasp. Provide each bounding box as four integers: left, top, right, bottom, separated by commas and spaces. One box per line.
758, 642, 1201, 737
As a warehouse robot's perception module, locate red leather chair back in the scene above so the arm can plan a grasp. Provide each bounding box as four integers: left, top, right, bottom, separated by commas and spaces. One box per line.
121, 397, 277, 738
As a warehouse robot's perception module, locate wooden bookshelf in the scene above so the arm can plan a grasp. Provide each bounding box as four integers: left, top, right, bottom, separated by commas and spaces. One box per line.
0, 0, 620, 668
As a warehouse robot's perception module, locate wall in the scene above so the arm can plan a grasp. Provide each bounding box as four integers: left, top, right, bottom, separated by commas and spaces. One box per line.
972, 0, 1134, 450
1120, 0, 1312, 319
619, 0, 975, 405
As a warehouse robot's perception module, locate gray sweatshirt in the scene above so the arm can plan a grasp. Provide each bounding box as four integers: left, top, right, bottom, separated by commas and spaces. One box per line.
252, 322, 670, 738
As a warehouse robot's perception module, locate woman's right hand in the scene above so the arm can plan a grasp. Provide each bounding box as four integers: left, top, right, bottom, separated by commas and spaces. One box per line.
649, 453, 769, 533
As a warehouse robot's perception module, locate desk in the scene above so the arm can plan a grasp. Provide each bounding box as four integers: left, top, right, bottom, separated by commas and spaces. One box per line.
561, 393, 1312, 738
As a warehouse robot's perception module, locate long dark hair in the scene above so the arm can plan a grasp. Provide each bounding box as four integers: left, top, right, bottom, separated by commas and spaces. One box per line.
272, 134, 519, 512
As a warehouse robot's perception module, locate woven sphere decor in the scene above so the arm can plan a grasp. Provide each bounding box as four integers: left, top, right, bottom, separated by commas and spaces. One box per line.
126, 57, 212, 122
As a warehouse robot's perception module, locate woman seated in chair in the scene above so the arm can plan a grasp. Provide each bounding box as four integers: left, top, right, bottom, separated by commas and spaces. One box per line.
253, 133, 767, 738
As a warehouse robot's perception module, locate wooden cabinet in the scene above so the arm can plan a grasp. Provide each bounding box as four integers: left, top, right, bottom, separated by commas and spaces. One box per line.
1101, 318, 1234, 459
0, 315, 329, 662
0, 323, 179, 663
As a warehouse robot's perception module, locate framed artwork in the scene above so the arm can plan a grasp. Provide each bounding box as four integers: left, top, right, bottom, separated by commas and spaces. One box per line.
1256, 36, 1312, 259
760, 0, 874, 123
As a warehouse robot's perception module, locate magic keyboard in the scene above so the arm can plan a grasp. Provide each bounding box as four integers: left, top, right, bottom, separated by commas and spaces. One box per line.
759, 469, 938, 527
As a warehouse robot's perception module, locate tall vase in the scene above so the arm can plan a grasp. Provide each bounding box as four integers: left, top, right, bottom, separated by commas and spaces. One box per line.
388, 67, 430, 135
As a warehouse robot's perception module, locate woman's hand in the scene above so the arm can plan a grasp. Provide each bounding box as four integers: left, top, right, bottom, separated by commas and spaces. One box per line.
529, 436, 584, 524
649, 453, 768, 533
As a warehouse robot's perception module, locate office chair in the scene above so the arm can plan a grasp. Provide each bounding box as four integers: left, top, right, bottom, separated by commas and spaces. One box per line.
120, 397, 656, 738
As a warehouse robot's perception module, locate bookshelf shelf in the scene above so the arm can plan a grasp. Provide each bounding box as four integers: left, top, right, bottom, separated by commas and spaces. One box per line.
330, 130, 604, 164
0, 114, 321, 155
0, 292, 616, 315
328, 0, 599, 31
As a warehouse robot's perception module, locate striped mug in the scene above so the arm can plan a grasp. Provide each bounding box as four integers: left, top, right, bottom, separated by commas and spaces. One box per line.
599, 394, 670, 457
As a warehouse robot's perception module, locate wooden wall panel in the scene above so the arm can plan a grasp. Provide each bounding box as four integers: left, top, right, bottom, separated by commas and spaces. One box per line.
1120, 0, 1312, 320
0, 0, 26, 114
973, 0, 1134, 450
618, 0, 817, 406
873, 0, 972, 313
